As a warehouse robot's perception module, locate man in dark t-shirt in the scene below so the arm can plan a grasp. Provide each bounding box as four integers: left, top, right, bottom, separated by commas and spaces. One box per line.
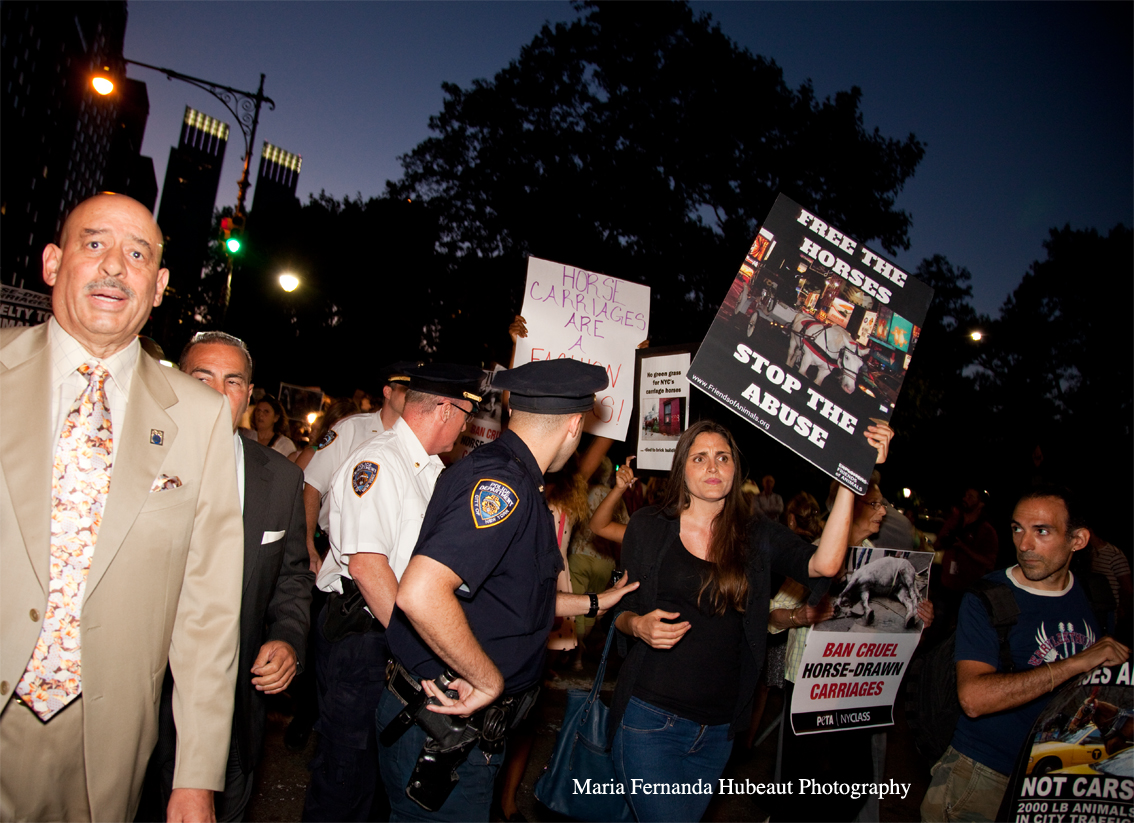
920, 486, 1130, 822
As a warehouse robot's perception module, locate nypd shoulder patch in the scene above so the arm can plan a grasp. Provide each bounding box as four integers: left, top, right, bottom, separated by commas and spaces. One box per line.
317, 429, 338, 450
352, 461, 380, 496
470, 479, 519, 529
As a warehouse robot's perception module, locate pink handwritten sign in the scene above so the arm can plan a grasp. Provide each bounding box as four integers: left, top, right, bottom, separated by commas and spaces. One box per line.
516, 256, 650, 440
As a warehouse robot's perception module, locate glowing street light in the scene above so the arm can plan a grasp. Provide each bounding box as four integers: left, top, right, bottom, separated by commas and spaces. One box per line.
91, 61, 273, 221
969, 330, 983, 342
279, 273, 299, 292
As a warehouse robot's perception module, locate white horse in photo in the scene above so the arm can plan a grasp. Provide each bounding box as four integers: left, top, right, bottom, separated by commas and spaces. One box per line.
786, 312, 870, 394
832, 556, 922, 629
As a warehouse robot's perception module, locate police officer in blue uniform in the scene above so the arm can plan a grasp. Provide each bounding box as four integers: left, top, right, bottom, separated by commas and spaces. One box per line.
377, 359, 639, 821
302, 363, 484, 823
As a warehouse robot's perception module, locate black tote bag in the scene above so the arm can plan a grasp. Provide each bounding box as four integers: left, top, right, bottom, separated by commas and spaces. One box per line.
534, 621, 634, 821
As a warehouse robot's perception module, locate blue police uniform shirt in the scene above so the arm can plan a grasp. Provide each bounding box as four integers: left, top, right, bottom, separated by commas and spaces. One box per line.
385, 429, 562, 694
951, 567, 1100, 775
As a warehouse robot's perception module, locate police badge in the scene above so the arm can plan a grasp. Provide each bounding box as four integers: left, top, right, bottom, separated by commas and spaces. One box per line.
470, 479, 518, 528
352, 461, 380, 496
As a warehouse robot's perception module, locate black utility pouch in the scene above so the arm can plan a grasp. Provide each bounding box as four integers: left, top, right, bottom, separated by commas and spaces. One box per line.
323, 579, 380, 642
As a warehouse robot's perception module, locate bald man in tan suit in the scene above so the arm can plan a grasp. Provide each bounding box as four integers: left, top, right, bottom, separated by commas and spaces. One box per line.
0, 194, 244, 822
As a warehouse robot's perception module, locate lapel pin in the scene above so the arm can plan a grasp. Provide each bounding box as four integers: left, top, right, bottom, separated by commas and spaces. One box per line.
150, 429, 164, 446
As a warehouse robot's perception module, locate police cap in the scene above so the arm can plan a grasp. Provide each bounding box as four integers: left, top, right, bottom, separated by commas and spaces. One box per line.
394, 363, 484, 409
379, 360, 423, 386
494, 359, 608, 414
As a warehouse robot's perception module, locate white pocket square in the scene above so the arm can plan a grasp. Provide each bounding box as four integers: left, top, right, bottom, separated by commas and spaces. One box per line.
262, 530, 286, 544
150, 474, 182, 492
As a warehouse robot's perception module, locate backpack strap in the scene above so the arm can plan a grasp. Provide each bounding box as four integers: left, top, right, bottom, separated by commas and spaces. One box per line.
1077, 570, 1117, 636
969, 579, 1020, 673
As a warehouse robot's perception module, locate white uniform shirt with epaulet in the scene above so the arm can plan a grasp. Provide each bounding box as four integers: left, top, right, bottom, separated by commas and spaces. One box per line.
304, 410, 386, 531
315, 417, 444, 608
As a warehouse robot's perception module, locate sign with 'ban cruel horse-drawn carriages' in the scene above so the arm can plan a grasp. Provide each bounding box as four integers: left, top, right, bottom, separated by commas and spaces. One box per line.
688, 194, 934, 494
790, 547, 935, 735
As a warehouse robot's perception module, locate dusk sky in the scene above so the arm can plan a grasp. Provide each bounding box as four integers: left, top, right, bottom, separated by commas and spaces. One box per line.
123, 2, 1132, 318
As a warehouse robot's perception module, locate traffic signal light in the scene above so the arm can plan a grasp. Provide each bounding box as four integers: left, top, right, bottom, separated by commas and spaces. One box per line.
220, 214, 245, 254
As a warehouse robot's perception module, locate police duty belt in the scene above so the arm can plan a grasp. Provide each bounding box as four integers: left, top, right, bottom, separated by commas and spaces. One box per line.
381, 661, 540, 811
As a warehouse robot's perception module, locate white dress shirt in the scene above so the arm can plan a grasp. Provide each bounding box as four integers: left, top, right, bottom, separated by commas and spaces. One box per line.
316, 418, 443, 610
233, 431, 246, 514
303, 410, 386, 531
303, 411, 385, 495
48, 318, 138, 444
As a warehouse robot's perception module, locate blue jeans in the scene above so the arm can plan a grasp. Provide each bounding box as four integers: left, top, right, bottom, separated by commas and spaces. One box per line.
375, 688, 503, 822
613, 697, 733, 822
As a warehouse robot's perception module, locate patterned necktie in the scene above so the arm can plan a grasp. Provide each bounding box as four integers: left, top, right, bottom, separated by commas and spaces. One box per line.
17, 362, 114, 721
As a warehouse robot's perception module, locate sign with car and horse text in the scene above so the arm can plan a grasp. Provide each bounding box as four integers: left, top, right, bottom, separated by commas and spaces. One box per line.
998, 662, 1133, 823
687, 194, 934, 494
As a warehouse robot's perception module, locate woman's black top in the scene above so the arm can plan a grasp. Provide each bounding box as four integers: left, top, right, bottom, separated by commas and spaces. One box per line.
610, 505, 830, 739
633, 540, 744, 725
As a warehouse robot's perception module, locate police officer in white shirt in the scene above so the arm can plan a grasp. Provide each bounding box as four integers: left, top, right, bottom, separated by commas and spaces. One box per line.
301, 363, 484, 823
302, 361, 421, 572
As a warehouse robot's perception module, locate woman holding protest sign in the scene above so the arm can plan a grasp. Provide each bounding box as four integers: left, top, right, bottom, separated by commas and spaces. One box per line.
609, 418, 892, 822
768, 484, 935, 822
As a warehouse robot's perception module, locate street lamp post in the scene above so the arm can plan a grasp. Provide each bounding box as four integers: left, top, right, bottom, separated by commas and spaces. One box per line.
94, 60, 276, 318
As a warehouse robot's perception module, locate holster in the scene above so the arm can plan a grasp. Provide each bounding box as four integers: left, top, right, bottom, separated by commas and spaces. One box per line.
323, 577, 382, 642
381, 662, 540, 811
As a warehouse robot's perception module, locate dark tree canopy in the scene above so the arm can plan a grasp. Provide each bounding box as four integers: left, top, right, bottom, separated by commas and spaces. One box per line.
976, 225, 1132, 520
150, 193, 445, 395
982, 224, 1132, 434
882, 229, 1132, 540
389, 1, 925, 361
886, 254, 990, 502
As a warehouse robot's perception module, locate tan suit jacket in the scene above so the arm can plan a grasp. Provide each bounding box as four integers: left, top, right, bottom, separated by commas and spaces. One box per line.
0, 323, 244, 821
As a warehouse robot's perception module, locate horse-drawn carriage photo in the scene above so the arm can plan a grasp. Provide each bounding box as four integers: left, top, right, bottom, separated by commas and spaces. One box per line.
1027, 687, 1134, 777
690, 194, 934, 496
718, 235, 921, 409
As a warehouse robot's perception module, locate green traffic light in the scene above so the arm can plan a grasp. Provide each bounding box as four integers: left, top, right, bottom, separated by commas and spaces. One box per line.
226, 237, 242, 254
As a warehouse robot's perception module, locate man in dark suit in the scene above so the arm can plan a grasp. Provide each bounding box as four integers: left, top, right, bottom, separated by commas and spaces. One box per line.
1, 193, 244, 822
140, 332, 314, 821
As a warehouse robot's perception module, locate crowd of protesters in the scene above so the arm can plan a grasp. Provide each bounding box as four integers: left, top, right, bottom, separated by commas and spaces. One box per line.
235, 328, 1131, 823
2, 194, 1130, 823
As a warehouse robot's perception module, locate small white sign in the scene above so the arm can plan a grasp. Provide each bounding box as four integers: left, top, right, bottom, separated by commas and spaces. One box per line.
636, 351, 691, 472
